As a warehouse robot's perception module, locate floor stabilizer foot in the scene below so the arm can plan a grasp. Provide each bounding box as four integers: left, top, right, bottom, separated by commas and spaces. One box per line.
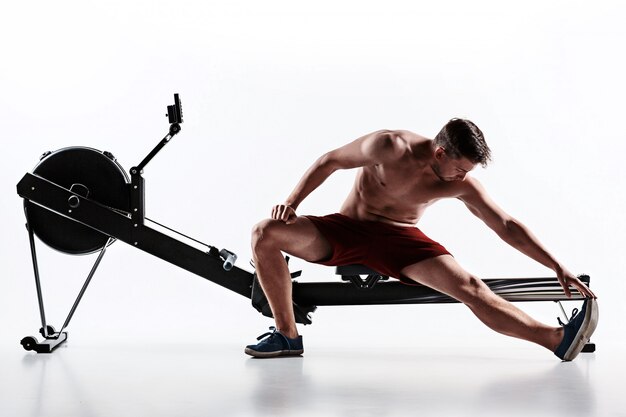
582, 343, 596, 353
20, 332, 68, 353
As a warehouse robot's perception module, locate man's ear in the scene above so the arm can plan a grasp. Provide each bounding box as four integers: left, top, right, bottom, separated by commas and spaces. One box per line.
434, 147, 446, 160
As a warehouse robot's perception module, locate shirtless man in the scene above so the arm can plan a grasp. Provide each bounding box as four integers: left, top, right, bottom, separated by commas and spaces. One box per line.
246, 118, 598, 360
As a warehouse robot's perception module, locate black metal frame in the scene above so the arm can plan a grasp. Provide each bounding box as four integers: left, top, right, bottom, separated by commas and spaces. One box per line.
16, 94, 594, 353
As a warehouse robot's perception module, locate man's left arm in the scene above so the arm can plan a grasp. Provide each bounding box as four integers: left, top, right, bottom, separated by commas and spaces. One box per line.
458, 177, 596, 299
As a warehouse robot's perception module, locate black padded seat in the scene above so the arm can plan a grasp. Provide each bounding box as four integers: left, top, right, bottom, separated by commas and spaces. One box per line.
335, 264, 385, 276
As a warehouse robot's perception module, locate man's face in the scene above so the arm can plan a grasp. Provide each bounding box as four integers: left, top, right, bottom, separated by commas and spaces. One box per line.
431, 147, 476, 182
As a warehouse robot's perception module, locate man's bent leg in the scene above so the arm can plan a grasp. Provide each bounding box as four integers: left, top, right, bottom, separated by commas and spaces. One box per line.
400, 255, 563, 351
251, 216, 332, 339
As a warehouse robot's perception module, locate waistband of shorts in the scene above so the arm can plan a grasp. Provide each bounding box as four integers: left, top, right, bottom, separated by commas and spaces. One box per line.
321, 213, 418, 230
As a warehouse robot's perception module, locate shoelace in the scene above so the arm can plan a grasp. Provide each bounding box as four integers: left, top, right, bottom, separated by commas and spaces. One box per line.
256, 326, 293, 348
557, 307, 579, 326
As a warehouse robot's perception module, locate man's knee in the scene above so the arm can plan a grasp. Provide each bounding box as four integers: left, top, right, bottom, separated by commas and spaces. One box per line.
460, 275, 493, 307
251, 219, 281, 252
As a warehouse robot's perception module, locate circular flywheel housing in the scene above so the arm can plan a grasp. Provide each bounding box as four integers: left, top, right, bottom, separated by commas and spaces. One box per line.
25, 147, 130, 255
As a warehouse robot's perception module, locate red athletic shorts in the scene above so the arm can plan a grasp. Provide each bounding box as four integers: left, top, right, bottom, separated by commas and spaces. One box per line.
304, 213, 451, 284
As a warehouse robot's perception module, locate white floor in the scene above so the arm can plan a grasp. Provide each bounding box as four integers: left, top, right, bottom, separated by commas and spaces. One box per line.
1, 340, 623, 417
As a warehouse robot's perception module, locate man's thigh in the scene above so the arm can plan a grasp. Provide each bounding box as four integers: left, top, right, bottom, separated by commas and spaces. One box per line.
256, 216, 333, 263
400, 254, 484, 302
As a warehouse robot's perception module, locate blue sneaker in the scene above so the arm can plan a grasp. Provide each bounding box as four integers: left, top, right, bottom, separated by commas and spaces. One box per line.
245, 327, 304, 358
554, 298, 599, 361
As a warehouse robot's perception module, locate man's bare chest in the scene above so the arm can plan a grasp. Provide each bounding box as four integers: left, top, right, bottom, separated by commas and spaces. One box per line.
360, 165, 454, 204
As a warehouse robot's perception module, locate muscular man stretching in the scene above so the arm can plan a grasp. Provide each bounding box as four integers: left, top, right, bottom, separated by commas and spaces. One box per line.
247, 119, 598, 360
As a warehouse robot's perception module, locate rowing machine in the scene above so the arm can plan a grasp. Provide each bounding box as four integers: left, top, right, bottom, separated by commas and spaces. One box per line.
16, 94, 595, 353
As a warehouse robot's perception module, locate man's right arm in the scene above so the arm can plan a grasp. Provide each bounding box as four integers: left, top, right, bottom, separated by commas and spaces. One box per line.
273, 130, 403, 223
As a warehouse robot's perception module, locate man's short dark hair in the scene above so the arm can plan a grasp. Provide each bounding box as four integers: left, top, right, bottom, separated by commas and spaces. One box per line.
434, 118, 491, 167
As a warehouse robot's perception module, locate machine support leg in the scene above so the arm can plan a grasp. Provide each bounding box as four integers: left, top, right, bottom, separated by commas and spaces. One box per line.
21, 213, 112, 353
557, 301, 570, 322
59, 237, 113, 334
26, 217, 49, 338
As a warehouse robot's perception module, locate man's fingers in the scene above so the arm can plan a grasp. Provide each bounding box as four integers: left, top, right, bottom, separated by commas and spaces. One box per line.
567, 278, 598, 299
572, 280, 593, 299
271, 205, 285, 220
280, 206, 292, 221
564, 285, 572, 298
284, 208, 297, 224
270, 205, 296, 223
559, 276, 571, 298
575, 281, 597, 299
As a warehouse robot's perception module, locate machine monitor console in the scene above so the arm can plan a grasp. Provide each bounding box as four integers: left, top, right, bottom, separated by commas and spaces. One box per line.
166, 94, 183, 124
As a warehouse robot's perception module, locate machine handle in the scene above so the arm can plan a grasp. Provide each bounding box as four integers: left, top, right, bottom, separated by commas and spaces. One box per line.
219, 249, 237, 271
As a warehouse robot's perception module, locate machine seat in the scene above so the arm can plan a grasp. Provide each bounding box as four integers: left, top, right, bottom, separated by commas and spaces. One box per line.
335, 264, 386, 277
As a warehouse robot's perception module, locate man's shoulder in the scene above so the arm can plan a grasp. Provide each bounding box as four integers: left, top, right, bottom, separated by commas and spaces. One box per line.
453, 176, 486, 200
391, 130, 429, 143
384, 130, 432, 161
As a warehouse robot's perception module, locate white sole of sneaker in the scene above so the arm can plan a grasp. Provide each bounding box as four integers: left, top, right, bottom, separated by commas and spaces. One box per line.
244, 348, 304, 358
563, 299, 599, 361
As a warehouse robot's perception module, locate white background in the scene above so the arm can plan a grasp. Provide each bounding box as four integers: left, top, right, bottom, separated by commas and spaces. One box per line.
1, 0, 624, 353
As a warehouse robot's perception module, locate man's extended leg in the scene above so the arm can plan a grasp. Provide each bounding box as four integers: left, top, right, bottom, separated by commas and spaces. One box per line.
251, 216, 332, 339
401, 255, 564, 350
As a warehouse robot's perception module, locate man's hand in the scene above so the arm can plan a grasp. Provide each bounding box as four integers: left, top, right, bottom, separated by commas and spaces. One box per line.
271, 204, 297, 224
556, 265, 597, 299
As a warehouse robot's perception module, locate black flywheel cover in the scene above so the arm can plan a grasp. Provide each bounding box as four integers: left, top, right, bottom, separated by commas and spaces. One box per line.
25, 147, 130, 255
